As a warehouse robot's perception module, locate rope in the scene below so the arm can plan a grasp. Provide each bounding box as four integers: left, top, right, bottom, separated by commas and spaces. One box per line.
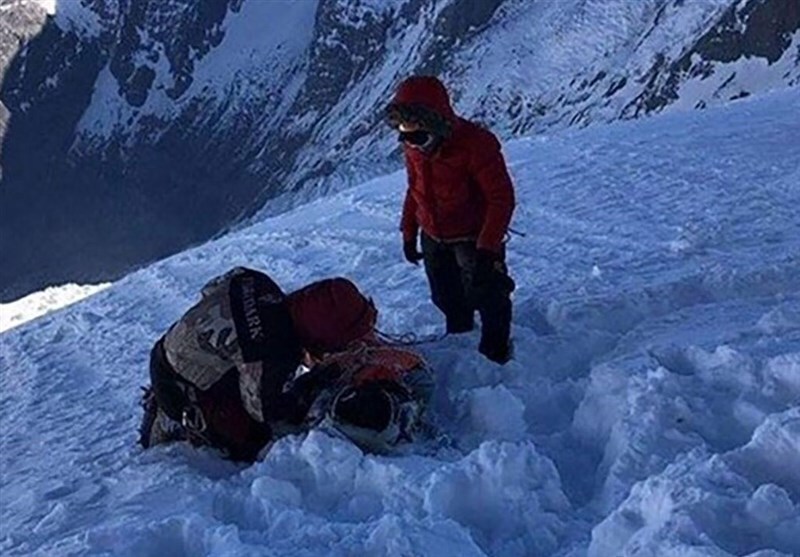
375, 329, 449, 347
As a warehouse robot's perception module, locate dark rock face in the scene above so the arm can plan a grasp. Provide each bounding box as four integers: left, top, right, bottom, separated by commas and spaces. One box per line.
1, 11, 110, 296
419, 0, 504, 76
0, 0, 797, 301
270, 0, 505, 201
110, 0, 235, 105
625, 0, 800, 116
0, 0, 258, 300
302, 2, 389, 112
0, 0, 50, 177
697, 0, 800, 64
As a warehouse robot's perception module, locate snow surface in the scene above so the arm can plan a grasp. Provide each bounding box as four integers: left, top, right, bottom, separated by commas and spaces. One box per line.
32, 0, 54, 15
49, 0, 102, 39
0, 282, 110, 333
2, 89, 800, 556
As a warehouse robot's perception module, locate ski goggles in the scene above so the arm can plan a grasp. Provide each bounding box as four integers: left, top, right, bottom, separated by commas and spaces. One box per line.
385, 103, 451, 138
398, 130, 434, 147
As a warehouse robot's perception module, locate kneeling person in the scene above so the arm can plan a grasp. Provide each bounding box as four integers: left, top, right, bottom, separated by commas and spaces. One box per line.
140, 268, 432, 461
141, 267, 303, 461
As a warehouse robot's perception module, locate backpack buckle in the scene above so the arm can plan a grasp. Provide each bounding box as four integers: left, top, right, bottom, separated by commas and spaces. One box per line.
181, 404, 207, 433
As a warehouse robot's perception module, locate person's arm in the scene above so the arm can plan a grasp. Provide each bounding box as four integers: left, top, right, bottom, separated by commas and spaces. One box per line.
282, 361, 345, 425
471, 134, 515, 253
401, 192, 418, 242
400, 153, 420, 243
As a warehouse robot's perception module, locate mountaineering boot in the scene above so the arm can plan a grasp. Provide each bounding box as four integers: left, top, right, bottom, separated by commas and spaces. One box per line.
139, 386, 186, 448
479, 336, 514, 365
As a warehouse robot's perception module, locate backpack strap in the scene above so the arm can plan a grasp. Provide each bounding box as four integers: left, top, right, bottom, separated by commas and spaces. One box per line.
226, 269, 302, 423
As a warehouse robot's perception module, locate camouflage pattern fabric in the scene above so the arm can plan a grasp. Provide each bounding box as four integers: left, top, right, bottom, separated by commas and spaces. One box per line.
162, 267, 302, 424
164, 268, 243, 391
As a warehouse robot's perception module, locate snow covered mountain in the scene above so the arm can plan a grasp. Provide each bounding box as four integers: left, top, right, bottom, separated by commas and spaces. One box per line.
1, 0, 798, 302
1, 86, 799, 557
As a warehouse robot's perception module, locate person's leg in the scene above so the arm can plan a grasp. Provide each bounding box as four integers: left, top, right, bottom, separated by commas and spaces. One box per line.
453, 243, 514, 363
149, 338, 191, 422
141, 338, 190, 448
421, 234, 474, 333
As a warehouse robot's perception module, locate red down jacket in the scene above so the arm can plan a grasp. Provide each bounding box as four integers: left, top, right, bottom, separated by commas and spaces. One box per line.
393, 76, 515, 253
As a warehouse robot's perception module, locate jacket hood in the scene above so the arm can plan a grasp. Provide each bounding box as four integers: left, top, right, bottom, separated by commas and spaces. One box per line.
392, 76, 456, 121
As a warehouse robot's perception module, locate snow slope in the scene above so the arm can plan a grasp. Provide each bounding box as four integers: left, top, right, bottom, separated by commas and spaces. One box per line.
0, 282, 110, 333
1, 89, 800, 556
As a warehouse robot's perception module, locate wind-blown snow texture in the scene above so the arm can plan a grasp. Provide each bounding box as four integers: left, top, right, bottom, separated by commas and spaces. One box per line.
2, 89, 800, 556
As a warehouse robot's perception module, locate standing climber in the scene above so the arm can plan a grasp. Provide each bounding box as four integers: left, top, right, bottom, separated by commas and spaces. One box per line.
387, 76, 516, 364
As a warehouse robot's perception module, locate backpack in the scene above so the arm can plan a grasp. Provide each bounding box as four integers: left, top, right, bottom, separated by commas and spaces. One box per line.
287, 341, 434, 453
160, 267, 302, 424
287, 278, 377, 357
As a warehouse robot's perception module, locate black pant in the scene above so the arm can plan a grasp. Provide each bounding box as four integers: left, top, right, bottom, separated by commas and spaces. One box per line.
421, 234, 513, 357
149, 339, 272, 462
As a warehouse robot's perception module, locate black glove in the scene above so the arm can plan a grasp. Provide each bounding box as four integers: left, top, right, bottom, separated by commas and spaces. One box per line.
475, 248, 515, 294
403, 240, 424, 265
